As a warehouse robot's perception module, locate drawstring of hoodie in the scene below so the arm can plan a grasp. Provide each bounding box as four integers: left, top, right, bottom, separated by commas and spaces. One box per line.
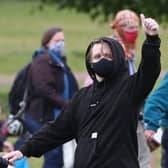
89, 80, 107, 109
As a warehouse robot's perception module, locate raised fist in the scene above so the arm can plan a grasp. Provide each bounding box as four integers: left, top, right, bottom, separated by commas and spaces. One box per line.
140, 14, 159, 36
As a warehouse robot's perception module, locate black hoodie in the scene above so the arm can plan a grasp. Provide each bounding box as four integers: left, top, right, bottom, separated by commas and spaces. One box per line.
20, 35, 161, 168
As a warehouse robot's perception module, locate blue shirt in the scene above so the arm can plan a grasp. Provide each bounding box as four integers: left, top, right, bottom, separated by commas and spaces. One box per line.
144, 72, 168, 131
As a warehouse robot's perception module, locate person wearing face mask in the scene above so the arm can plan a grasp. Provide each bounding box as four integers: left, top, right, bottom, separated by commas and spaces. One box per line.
17, 27, 78, 168
84, 9, 138, 85
84, 10, 138, 84
3, 14, 160, 168
110, 9, 152, 168
110, 9, 139, 75
84, 10, 151, 167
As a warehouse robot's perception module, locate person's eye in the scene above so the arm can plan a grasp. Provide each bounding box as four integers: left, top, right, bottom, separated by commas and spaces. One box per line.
93, 54, 101, 59
104, 53, 112, 59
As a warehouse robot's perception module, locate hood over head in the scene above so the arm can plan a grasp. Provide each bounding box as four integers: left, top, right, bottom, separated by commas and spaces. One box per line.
85, 37, 128, 83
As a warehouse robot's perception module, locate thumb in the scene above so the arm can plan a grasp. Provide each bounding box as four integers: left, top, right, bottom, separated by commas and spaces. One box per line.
140, 13, 145, 27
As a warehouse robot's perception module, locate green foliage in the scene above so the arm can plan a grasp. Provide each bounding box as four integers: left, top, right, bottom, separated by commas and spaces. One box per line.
41, 0, 168, 21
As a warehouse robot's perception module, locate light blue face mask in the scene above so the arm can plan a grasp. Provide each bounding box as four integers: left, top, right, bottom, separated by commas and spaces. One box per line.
49, 40, 65, 56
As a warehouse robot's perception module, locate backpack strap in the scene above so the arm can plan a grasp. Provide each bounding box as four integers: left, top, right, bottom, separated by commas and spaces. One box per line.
15, 63, 31, 118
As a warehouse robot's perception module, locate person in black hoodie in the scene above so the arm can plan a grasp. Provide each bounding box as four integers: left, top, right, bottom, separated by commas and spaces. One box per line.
3, 14, 161, 168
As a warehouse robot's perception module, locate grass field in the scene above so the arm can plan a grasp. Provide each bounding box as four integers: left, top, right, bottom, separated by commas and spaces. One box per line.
0, 0, 167, 167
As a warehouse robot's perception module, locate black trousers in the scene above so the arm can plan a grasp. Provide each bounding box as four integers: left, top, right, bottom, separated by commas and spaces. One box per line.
161, 128, 168, 168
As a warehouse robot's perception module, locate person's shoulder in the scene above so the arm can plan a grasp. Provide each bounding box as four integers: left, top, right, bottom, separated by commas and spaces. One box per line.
78, 85, 93, 96
70, 86, 91, 105
32, 53, 51, 66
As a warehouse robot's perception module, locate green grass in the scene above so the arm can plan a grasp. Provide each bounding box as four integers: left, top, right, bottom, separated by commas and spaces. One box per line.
0, 1, 168, 167
0, 0, 110, 75
0, 0, 109, 112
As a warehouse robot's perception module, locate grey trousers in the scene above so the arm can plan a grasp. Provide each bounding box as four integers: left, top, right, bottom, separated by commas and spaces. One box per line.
63, 139, 77, 168
137, 121, 151, 168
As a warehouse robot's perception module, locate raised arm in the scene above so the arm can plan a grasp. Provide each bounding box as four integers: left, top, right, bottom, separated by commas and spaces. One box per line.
131, 14, 161, 104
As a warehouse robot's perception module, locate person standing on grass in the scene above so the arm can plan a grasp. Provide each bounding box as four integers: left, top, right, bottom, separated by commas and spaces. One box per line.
84, 10, 152, 167
110, 9, 151, 168
144, 72, 168, 168
7, 27, 79, 168
3, 14, 160, 168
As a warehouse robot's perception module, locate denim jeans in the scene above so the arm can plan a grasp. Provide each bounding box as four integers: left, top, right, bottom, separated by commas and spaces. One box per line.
24, 113, 63, 168
14, 131, 31, 168
43, 146, 63, 168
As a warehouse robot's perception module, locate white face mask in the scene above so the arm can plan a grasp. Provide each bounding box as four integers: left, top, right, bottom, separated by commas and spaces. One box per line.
49, 40, 65, 56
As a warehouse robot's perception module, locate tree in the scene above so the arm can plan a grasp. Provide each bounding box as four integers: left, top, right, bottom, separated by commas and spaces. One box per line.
40, 0, 168, 21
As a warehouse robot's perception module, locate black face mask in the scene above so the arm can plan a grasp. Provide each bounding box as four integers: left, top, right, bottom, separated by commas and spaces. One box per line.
91, 58, 114, 78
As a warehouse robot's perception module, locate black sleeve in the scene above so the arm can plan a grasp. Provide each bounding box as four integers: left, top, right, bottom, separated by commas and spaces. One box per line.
19, 92, 79, 157
0, 136, 6, 151
130, 35, 161, 104
0, 137, 3, 149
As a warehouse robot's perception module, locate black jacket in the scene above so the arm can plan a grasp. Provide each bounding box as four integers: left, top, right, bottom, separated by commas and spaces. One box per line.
20, 35, 161, 168
26, 53, 78, 123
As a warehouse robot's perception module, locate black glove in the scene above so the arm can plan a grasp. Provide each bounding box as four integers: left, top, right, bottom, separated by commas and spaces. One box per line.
0, 157, 9, 168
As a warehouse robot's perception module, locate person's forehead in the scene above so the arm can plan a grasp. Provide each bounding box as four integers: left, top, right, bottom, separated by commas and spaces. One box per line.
119, 18, 139, 28
91, 42, 111, 54
52, 32, 64, 41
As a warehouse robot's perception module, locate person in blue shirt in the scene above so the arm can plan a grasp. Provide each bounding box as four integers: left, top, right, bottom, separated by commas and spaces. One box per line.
144, 72, 168, 168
